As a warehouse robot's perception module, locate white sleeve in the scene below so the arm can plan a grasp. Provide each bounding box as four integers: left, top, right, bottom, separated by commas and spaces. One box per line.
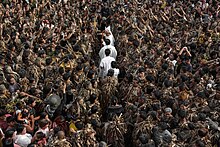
0, 128, 4, 139
102, 40, 106, 46
99, 60, 104, 68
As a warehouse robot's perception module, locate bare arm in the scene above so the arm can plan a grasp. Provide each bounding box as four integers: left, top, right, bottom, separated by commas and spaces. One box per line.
185, 48, 192, 57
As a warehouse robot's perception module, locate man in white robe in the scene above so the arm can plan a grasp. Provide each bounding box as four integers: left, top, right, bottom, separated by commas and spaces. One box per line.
99, 49, 115, 78
102, 26, 115, 46
99, 39, 117, 60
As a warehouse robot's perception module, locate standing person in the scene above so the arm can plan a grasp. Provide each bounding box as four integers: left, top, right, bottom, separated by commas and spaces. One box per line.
99, 49, 115, 78
51, 131, 71, 147
8, 77, 20, 95
1, 129, 20, 147
15, 124, 32, 147
102, 26, 115, 46
111, 61, 120, 78
99, 39, 117, 60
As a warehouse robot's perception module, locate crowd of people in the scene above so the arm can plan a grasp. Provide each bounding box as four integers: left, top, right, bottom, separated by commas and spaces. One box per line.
0, 0, 220, 147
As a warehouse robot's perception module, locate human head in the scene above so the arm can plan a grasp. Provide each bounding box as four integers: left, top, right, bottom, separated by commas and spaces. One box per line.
107, 69, 114, 77
6, 116, 16, 126
57, 131, 65, 140
99, 141, 107, 147
104, 49, 111, 56
40, 112, 49, 120
35, 131, 46, 141
17, 124, 26, 135
27, 97, 36, 107
111, 61, 117, 68
9, 77, 16, 85
165, 107, 172, 116
105, 39, 111, 45
4, 128, 16, 139
0, 84, 6, 95
138, 67, 145, 77
38, 119, 49, 129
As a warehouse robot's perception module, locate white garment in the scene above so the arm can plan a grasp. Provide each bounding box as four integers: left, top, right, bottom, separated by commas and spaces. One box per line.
99, 45, 117, 60
99, 56, 115, 78
112, 68, 120, 78
36, 127, 49, 137
15, 134, 32, 147
102, 26, 115, 46
166, 58, 177, 67
16, 110, 21, 115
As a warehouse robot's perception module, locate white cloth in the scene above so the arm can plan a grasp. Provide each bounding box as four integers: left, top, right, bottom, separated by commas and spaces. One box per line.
16, 110, 21, 115
99, 56, 115, 78
112, 68, 120, 78
36, 127, 49, 137
103, 26, 115, 46
171, 60, 177, 66
99, 45, 117, 60
15, 134, 32, 147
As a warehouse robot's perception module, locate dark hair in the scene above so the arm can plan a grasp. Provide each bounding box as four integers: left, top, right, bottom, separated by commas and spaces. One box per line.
133, 40, 139, 48
46, 58, 52, 65
164, 79, 173, 88
38, 119, 49, 128
125, 73, 133, 83
36, 131, 46, 140
75, 121, 84, 130
6, 116, 15, 123
4, 129, 15, 138
2, 138, 14, 147
63, 72, 71, 81
73, 44, 80, 52
16, 102, 23, 110
18, 68, 27, 78
27, 97, 35, 105
40, 112, 48, 119
107, 69, 114, 77
105, 49, 111, 56
21, 111, 30, 118
87, 70, 95, 79
0, 109, 6, 117
105, 39, 111, 45
59, 67, 65, 75
146, 75, 155, 82
138, 67, 145, 73
91, 105, 98, 114
17, 124, 25, 134
89, 94, 97, 104
162, 63, 169, 71
111, 61, 117, 68
76, 64, 83, 71
60, 40, 67, 47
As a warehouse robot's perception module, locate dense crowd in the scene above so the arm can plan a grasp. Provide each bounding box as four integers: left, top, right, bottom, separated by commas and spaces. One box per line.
0, 0, 220, 147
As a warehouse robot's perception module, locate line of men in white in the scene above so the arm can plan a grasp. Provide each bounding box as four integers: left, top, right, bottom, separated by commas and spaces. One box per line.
98, 26, 119, 78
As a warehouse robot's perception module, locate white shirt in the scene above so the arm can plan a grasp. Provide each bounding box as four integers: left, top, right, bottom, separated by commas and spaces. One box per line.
15, 134, 32, 147
99, 56, 115, 78
103, 34, 115, 46
36, 127, 50, 137
99, 45, 117, 60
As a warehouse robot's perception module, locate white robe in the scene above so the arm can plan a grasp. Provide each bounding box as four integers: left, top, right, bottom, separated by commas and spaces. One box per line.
102, 26, 115, 46
99, 56, 115, 78
99, 45, 117, 60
